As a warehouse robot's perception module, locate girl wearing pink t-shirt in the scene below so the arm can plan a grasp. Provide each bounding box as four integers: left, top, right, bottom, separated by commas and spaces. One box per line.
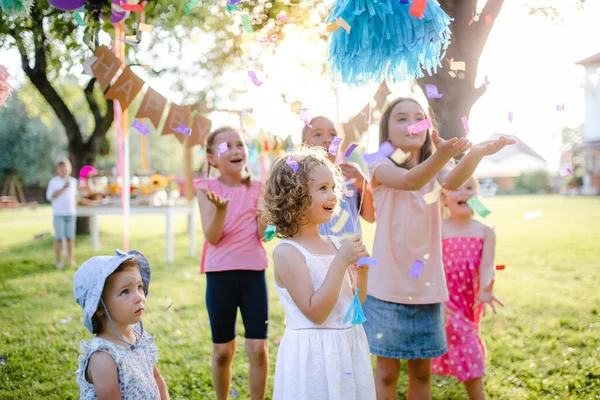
196, 127, 269, 400
431, 177, 503, 400
363, 97, 514, 399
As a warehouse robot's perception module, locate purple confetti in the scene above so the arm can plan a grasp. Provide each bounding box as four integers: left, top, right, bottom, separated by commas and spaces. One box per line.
33, 129, 38, 136
484, 75, 491, 86
217, 142, 228, 157
409, 259, 425, 278
345, 143, 358, 158
357, 257, 377, 267
556, 103, 564, 112
425, 84, 443, 99
278, 15, 288, 21
328, 137, 343, 155
344, 371, 353, 375
407, 119, 432, 135
230, 389, 239, 398
508, 111, 513, 123
286, 156, 298, 173
248, 70, 263, 86
300, 107, 311, 127
132, 120, 150, 136
229, 0, 241, 4
560, 168, 573, 177
363, 142, 395, 164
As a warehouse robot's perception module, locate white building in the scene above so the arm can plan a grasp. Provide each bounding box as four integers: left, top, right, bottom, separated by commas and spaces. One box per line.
576, 51, 600, 195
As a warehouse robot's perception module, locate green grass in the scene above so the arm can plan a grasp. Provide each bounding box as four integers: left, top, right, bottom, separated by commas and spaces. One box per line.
0, 195, 599, 399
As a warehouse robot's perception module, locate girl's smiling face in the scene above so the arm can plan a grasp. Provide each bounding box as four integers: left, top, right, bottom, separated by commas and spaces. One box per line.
306, 165, 338, 224
386, 100, 429, 152
207, 129, 248, 177
443, 177, 478, 219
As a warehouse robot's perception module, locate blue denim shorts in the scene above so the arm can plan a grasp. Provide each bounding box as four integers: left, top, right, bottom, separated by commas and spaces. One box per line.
53, 215, 75, 240
362, 295, 447, 359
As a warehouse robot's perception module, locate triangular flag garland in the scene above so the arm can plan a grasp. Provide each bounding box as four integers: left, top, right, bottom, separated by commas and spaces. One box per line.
326, 0, 452, 84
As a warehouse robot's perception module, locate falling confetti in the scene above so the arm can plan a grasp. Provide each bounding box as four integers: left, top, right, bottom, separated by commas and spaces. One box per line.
425, 84, 443, 99
300, 108, 311, 127
407, 119, 432, 135
508, 111, 513, 123
376, 333, 384, 339
138, 23, 154, 32
556, 103, 565, 111
241, 14, 253, 33
390, 148, 408, 164
263, 225, 277, 241
328, 137, 343, 156
363, 142, 395, 164
466, 196, 491, 218
217, 142, 228, 157
345, 143, 358, 157
496, 265, 506, 271
560, 168, 573, 177
357, 257, 377, 267
484, 75, 491, 86
274, 338, 281, 345
460, 116, 470, 135
409, 0, 427, 18
258, 34, 278, 43
248, 70, 263, 86
184, 0, 200, 14
409, 260, 425, 278
132, 120, 150, 136
286, 156, 299, 173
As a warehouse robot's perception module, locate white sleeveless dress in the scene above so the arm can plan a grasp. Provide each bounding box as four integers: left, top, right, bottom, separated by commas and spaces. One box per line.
272, 237, 376, 400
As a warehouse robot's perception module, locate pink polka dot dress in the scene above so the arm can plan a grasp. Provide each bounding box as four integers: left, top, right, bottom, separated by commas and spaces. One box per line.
432, 237, 486, 382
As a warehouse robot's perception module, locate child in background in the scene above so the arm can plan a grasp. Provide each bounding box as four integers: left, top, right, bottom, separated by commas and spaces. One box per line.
302, 116, 375, 236
431, 177, 503, 400
263, 147, 376, 400
196, 127, 269, 400
46, 158, 78, 269
73, 250, 169, 399
362, 97, 514, 399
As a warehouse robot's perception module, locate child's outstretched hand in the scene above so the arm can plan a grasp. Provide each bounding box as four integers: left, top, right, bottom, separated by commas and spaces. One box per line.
340, 162, 366, 188
474, 279, 504, 316
432, 131, 472, 158
204, 191, 229, 209
335, 234, 368, 267
470, 136, 516, 157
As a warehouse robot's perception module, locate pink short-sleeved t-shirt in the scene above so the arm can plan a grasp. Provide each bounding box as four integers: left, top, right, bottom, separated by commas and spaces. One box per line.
195, 178, 268, 273
367, 158, 450, 305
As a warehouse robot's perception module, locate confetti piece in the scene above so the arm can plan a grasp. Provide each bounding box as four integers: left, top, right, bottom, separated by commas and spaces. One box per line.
138, 23, 154, 32
390, 148, 408, 164
300, 107, 311, 127
174, 124, 191, 135
241, 114, 257, 128
449, 71, 457, 78
495, 265, 506, 271
132, 120, 150, 136
450, 60, 466, 71
423, 181, 442, 205
556, 103, 564, 111
258, 34, 278, 43
344, 372, 353, 376
331, 210, 350, 233
409, 259, 425, 278
423, 253, 430, 260
125, 35, 139, 42
241, 14, 253, 33
508, 111, 513, 123
231, 390, 239, 398
357, 257, 377, 267
73, 12, 86, 27
82, 55, 97, 76
241, 32, 256, 43
121, 2, 143, 12
326, 23, 341, 33
484, 14, 492, 24
524, 211, 542, 219
407, 119, 432, 135
345, 144, 358, 157
193, 31, 202, 43
278, 15, 288, 21
274, 338, 281, 345
335, 17, 351, 34
484, 75, 491, 86
248, 70, 264, 86
363, 141, 395, 164
328, 137, 343, 155
466, 196, 491, 218
217, 142, 228, 157
376, 333, 383, 339
409, 0, 427, 18
229, 0, 242, 4
560, 168, 573, 177
460, 116, 470, 135
33, 129, 38, 136
184, 0, 200, 14
263, 225, 277, 241
425, 84, 443, 99
226, 3, 241, 13
286, 156, 299, 173
116, 38, 139, 46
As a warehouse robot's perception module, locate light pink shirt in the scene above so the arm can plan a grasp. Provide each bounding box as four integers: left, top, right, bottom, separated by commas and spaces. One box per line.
367, 158, 450, 305
195, 179, 268, 273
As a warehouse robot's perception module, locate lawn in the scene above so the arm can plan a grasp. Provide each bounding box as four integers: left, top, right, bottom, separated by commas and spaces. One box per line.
0, 195, 599, 399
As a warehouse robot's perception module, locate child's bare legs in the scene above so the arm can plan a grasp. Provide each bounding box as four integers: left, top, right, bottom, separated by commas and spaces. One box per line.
375, 356, 400, 400
245, 338, 268, 400
66, 238, 75, 265
54, 240, 63, 266
407, 358, 432, 400
212, 340, 236, 400
465, 377, 486, 400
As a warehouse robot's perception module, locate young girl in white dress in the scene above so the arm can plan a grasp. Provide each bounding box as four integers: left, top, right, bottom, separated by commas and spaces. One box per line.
262, 147, 376, 400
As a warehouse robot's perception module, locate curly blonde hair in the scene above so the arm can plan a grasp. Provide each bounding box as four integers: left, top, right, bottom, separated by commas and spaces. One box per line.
263, 146, 345, 238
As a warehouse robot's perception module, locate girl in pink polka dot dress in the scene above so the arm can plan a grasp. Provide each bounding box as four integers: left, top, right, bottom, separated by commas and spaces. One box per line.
432, 177, 504, 400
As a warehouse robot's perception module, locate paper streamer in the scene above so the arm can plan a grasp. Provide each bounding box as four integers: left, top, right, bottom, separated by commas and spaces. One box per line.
241, 14, 253, 33
345, 143, 358, 158
363, 142, 395, 164
217, 142, 228, 156
331, 210, 350, 233
248, 70, 263, 86
328, 137, 343, 155
132, 120, 150, 136
286, 156, 298, 173
407, 119, 432, 135
425, 84, 442, 99
466, 196, 491, 218
390, 148, 408, 165
460, 116, 470, 135
409, 259, 425, 278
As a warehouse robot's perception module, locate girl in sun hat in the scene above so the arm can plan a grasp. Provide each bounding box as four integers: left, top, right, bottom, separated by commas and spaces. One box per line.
73, 249, 169, 399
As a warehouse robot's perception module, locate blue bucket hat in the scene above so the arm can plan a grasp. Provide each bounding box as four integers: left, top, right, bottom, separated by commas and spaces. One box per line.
74, 249, 151, 334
